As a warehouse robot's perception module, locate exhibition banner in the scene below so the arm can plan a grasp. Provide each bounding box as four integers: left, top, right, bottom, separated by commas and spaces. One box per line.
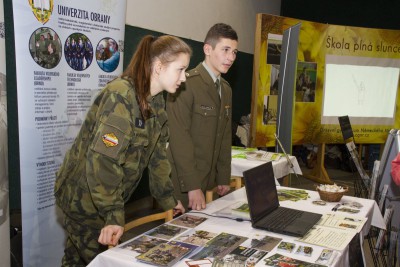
0, 0, 10, 266
12, 1, 126, 265
252, 14, 400, 146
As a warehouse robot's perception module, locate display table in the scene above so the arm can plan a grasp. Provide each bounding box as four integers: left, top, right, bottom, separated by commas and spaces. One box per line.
231, 148, 302, 186
88, 187, 382, 267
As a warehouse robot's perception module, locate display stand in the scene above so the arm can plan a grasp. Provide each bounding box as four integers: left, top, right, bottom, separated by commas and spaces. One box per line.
338, 115, 371, 198
303, 143, 332, 184
375, 130, 400, 221
365, 129, 400, 267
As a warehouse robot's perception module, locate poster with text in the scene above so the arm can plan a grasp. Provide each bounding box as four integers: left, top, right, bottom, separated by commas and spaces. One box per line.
0, 0, 10, 265
12, 1, 126, 266
252, 14, 400, 146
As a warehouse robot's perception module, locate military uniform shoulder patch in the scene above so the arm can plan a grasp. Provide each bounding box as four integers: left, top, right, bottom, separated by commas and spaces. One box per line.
186, 69, 200, 78
102, 133, 119, 147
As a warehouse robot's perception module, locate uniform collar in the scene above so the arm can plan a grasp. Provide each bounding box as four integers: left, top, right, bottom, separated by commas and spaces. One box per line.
202, 61, 220, 83
146, 94, 155, 103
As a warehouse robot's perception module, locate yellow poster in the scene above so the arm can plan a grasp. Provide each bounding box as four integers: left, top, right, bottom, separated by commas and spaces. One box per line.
252, 14, 400, 146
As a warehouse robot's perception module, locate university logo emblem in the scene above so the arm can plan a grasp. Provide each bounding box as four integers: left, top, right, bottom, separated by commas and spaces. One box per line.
28, 0, 54, 24
102, 133, 119, 147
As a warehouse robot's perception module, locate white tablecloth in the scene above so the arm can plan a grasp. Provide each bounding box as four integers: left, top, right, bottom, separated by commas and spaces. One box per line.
88, 187, 381, 267
231, 149, 302, 186
230, 150, 386, 230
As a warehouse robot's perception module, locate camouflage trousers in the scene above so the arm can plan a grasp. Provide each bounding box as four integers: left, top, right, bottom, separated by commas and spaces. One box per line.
61, 214, 107, 267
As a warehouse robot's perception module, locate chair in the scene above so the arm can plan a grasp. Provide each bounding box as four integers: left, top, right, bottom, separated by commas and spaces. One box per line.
124, 209, 173, 232
205, 176, 243, 204
206, 188, 217, 204
109, 209, 173, 248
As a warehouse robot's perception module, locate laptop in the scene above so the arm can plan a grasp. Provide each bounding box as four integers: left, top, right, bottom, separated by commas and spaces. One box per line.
243, 161, 322, 237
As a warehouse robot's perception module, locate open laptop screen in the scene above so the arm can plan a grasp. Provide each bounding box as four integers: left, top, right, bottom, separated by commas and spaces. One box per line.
243, 162, 279, 222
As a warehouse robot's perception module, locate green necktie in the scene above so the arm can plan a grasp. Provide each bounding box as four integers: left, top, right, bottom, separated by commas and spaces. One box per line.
215, 79, 220, 99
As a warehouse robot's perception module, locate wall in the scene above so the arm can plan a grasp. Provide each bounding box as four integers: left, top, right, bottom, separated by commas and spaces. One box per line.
125, 0, 281, 54
281, 0, 400, 30
124, 0, 281, 123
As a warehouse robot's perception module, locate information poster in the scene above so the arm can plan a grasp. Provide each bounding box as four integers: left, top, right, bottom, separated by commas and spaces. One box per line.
252, 14, 400, 146
0, 0, 10, 265
12, 1, 126, 265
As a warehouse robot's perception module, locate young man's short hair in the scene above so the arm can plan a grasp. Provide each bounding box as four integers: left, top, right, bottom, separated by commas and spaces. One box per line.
204, 23, 238, 48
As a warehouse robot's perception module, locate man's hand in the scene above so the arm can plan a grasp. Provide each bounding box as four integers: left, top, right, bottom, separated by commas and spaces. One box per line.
188, 189, 206, 210
173, 200, 185, 216
217, 185, 230, 196
98, 225, 124, 246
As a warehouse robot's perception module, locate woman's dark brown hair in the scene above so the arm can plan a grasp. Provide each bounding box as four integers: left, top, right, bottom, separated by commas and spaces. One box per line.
122, 35, 192, 119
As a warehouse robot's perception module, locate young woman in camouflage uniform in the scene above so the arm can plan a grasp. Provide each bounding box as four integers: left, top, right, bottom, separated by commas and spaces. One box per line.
54, 35, 191, 266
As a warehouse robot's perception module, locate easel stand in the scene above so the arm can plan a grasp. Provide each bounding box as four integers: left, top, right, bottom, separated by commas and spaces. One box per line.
304, 143, 332, 184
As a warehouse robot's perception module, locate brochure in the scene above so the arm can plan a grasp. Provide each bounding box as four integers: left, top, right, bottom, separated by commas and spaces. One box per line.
120, 235, 167, 254
136, 242, 192, 267
213, 201, 251, 220
241, 234, 282, 252
297, 213, 367, 250
145, 224, 188, 240
231, 202, 250, 219
214, 246, 267, 267
190, 232, 248, 260
169, 214, 208, 228
175, 229, 218, 246
264, 253, 327, 267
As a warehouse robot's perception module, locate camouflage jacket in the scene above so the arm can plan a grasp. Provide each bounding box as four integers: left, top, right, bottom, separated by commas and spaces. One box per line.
38, 51, 59, 69
54, 77, 176, 228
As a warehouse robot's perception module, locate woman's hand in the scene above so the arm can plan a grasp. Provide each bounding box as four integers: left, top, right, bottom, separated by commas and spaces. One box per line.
98, 225, 124, 246
173, 200, 185, 215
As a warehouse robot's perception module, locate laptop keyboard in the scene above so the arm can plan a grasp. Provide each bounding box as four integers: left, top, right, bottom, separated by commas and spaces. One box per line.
261, 208, 304, 230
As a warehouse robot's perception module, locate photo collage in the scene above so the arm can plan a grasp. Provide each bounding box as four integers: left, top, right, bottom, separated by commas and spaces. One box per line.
118, 214, 339, 267
263, 34, 318, 125
28, 27, 120, 72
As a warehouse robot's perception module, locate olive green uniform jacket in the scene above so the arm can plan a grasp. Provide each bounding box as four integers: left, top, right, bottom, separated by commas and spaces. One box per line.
55, 77, 177, 229
166, 63, 232, 207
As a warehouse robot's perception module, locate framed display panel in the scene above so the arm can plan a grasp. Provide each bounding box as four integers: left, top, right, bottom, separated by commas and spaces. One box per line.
251, 14, 400, 147
375, 129, 397, 198
276, 23, 301, 155
375, 130, 400, 229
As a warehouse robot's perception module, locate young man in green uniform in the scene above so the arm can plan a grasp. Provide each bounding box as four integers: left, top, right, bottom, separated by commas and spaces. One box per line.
167, 23, 239, 210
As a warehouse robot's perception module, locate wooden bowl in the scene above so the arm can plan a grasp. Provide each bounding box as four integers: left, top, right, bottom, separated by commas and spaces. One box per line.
316, 185, 348, 202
